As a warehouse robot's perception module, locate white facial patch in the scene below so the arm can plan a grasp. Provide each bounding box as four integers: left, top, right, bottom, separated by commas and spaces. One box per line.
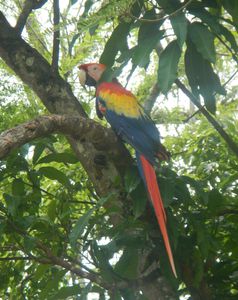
78, 69, 86, 86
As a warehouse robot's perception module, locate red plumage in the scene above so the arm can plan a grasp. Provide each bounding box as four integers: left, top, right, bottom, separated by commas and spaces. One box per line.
140, 155, 177, 277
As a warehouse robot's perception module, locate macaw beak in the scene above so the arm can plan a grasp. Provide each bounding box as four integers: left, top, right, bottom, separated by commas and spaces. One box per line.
78, 68, 87, 86
78, 66, 97, 87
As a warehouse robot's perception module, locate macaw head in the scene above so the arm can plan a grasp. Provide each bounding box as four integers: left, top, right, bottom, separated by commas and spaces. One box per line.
78, 63, 106, 87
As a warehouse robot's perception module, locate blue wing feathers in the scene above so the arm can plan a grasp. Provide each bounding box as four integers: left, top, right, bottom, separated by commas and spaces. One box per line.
105, 109, 160, 164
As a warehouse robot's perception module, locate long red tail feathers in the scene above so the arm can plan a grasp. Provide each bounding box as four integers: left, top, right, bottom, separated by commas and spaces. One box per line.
140, 155, 177, 277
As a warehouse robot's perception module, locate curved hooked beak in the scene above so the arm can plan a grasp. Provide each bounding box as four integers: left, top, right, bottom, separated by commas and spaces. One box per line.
78, 66, 97, 87
78, 68, 87, 86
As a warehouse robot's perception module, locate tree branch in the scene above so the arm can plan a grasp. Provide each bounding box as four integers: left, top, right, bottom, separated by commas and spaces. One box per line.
143, 43, 164, 114
143, 83, 160, 114
0, 114, 127, 161
15, 0, 48, 33
175, 79, 238, 157
0, 256, 31, 261
36, 241, 128, 291
51, 0, 60, 73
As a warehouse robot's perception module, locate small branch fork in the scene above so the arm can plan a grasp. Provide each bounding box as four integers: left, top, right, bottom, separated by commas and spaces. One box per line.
175, 79, 238, 158
15, 0, 48, 33
2, 218, 128, 292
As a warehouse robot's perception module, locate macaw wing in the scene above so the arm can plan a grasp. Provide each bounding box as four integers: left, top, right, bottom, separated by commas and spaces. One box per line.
104, 108, 160, 164
96, 82, 168, 162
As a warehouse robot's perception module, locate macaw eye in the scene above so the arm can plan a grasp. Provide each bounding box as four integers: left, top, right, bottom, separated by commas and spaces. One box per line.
93, 67, 97, 71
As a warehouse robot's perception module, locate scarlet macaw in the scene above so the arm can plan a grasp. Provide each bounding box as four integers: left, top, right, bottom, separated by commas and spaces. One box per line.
78, 63, 177, 277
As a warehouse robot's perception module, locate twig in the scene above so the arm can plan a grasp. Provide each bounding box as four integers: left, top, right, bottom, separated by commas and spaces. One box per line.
183, 106, 204, 123
222, 69, 238, 88
175, 79, 238, 158
182, 69, 238, 116
218, 209, 238, 216
129, 0, 193, 23
51, 0, 60, 74
15, 177, 57, 198
36, 241, 128, 290
0, 256, 33, 261
215, 34, 238, 64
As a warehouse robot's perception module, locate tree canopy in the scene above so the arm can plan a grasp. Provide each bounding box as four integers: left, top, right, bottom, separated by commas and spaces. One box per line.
0, 0, 238, 299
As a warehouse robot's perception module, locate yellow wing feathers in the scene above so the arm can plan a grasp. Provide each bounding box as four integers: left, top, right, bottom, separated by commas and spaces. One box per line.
98, 83, 144, 118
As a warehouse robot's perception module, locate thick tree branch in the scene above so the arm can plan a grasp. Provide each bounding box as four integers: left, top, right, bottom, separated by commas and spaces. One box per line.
0, 114, 128, 163
51, 0, 60, 73
175, 79, 238, 158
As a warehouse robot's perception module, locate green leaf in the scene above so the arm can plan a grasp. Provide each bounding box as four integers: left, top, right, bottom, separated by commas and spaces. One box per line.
132, 31, 164, 69
82, 0, 94, 15
219, 24, 238, 52
100, 22, 131, 67
131, 9, 164, 68
159, 177, 176, 206
91, 241, 114, 282
37, 152, 78, 165
49, 285, 81, 300
39, 166, 70, 186
158, 40, 181, 93
23, 236, 37, 251
69, 208, 95, 248
114, 248, 139, 280
170, 12, 188, 48
156, 0, 180, 13
222, 0, 238, 25
188, 6, 221, 34
79, 282, 92, 300
32, 143, 45, 165
33, 265, 50, 281
39, 270, 67, 300
6, 153, 29, 172
185, 40, 226, 113
188, 22, 216, 63
4, 193, 20, 217
131, 183, 147, 219
138, 9, 163, 43
12, 178, 25, 196
70, 0, 79, 5
121, 289, 137, 300
192, 247, 204, 286
207, 189, 224, 214
47, 199, 57, 221
124, 167, 140, 194
69, 195, 109, 248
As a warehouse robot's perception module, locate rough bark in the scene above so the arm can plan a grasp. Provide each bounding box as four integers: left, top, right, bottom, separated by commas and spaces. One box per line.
0, 114, 128, 162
